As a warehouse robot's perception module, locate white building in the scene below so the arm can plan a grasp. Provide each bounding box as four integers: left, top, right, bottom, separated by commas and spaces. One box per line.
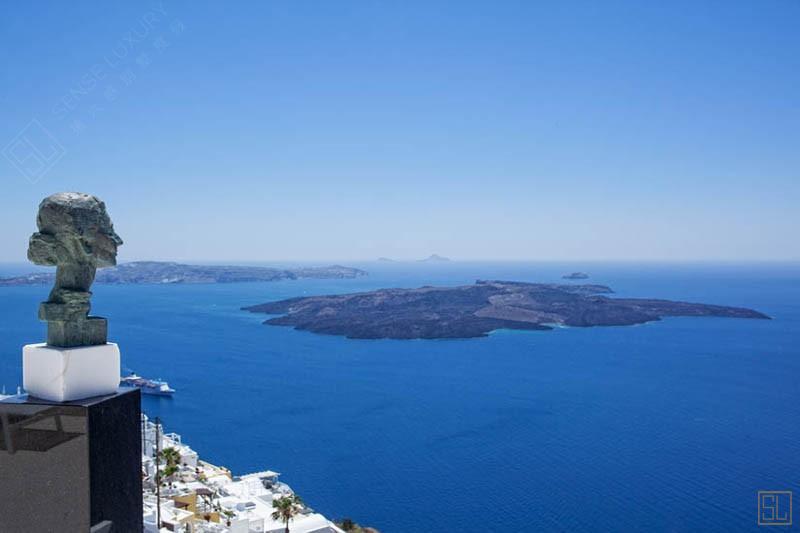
141, 415, 345, 533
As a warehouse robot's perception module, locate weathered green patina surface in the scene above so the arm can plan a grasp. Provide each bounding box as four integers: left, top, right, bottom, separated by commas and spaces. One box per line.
27, 192, 122, 347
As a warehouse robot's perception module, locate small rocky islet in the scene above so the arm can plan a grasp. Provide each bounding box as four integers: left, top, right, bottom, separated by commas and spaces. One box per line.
243, 280, 770, 340
562, 272, 590, 280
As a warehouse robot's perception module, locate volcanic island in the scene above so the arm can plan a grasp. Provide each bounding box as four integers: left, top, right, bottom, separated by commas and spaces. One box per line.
243, 280, 770, 339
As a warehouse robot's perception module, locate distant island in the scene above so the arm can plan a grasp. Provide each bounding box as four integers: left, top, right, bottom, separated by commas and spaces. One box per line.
0, 261, 367, 286
562, 272, 589, 280
377, 255, 451, 263
243, 280, 769, 339
419, 254, 450, 262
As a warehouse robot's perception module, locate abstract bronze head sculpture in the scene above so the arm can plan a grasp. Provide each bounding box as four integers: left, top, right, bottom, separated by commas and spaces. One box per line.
28, 192, 123, 347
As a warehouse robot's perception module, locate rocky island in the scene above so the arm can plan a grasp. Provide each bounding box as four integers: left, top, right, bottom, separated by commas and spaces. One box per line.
563, 272, 590, 280
0, 261, 367, 286
419, 254, 451, 262
243, 281, 769, 339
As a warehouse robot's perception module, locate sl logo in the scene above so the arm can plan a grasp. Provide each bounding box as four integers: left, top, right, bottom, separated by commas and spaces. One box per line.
759, 491, 792, 527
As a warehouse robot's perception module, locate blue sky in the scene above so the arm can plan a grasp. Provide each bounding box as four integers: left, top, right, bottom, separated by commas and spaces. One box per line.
1, 1, 798, 262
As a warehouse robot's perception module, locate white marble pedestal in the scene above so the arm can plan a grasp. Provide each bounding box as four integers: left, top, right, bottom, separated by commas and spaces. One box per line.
22, 343, 120, 402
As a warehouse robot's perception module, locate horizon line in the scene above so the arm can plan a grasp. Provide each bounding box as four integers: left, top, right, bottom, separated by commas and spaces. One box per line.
1, 258, 799, 266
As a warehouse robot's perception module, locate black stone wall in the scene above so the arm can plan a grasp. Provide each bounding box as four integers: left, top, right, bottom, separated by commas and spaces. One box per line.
0, 388, 142, 532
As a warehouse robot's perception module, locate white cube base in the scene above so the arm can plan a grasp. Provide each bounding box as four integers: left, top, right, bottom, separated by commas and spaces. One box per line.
23, 342, 121, 402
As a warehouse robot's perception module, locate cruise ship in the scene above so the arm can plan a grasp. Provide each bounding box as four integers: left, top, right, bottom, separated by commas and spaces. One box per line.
0, 386, 21, 401
121, 373, 176, 396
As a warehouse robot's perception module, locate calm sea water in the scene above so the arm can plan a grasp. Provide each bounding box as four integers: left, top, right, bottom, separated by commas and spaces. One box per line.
1, 262, 798, 532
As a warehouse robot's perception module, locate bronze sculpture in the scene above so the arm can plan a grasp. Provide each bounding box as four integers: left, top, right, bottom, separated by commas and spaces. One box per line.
27, 192, 123, 347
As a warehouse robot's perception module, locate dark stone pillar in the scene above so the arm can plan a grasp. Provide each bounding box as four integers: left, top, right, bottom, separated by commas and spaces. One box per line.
0, 388, 142, 532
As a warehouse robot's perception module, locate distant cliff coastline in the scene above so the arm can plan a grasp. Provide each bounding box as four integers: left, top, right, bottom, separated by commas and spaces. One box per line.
244, 280, 769, 339
0, 261, 367, 286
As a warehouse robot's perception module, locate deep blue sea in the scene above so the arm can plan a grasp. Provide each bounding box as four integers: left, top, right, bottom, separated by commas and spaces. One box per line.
1, 262, 798, 532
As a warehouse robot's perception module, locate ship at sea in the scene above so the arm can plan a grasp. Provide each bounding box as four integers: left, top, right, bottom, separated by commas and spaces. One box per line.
120, 372, 175, 396
0, 386, 22, 401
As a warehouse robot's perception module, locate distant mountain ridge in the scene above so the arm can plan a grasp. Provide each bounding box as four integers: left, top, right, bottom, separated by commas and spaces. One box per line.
0, 261, 367, 286
419, 254, 451, 262
376, 255, 451, 263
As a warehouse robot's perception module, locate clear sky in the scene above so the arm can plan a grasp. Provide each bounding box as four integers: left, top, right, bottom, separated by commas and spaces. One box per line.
1, 1, 798, 262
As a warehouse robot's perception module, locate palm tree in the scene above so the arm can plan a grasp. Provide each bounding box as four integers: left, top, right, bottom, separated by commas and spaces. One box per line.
158, 447, 181, 488
162, 464, 179, 487
160, 447, 181, 468
222, 509, 236, 527
272, 494, 302, 533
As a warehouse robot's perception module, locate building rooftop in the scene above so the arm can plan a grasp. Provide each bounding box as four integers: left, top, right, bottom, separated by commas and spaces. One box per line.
141, 414, 345, 533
